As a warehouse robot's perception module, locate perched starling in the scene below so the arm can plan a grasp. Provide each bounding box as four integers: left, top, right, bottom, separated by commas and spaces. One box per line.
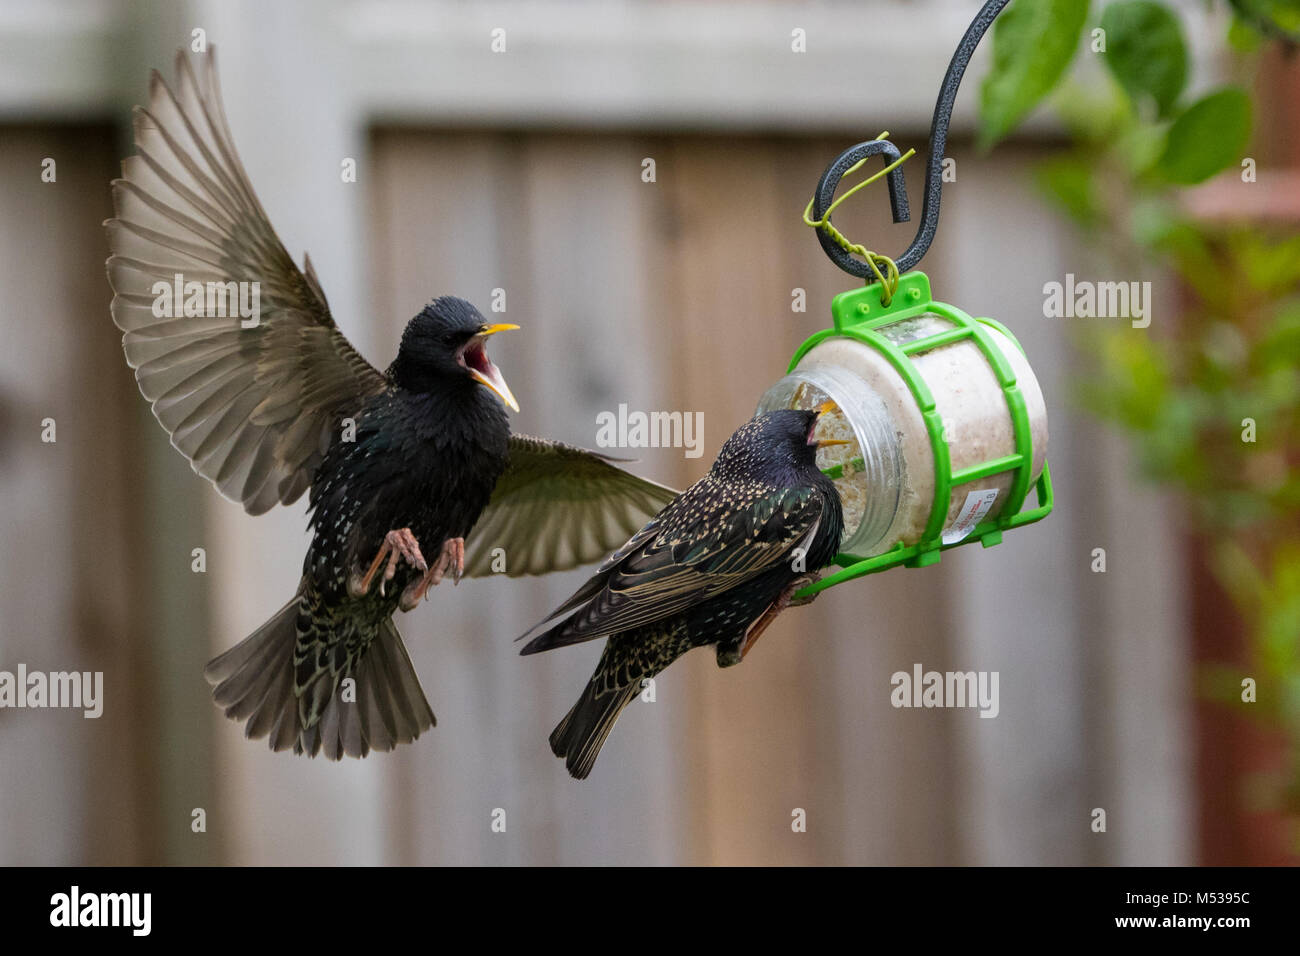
520, 408, 846, 779
105, 50, 676, 759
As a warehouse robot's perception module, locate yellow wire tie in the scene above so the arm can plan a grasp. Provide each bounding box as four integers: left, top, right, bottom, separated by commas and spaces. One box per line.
802, 131, 914, 306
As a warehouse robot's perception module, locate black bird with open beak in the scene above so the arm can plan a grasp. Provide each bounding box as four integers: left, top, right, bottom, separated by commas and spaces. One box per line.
105, 50, 676, 759
520, 407, 846, 779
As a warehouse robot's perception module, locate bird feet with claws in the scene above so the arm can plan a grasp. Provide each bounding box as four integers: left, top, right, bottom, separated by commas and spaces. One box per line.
350, 528, 427, 598
398, 537, 466, 612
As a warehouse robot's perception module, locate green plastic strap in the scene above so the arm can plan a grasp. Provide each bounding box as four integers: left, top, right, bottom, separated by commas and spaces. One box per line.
792, 271, 1053, 598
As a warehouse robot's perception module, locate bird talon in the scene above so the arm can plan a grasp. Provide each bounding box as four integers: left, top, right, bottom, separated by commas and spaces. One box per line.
428, 537, 465, 589
355, 528, 426, 597
396, 537, 466, 607
786, 573, 820, 608
450, 537, 465, 585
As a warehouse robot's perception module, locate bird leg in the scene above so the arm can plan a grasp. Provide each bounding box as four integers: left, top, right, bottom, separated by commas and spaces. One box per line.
739, 574, 820, 661
785, 573, 821, 608
349, 528, 427, 598
398, 537, 466, 611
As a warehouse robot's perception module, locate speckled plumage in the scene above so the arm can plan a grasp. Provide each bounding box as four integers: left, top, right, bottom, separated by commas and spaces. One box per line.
293, 301, 511, 750
521, 409, 844, 779
107, 49, 680, 760
209, 297, 512, 758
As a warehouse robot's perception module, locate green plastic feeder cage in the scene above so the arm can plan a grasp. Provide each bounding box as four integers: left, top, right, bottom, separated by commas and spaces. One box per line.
757, 271, 1054, 597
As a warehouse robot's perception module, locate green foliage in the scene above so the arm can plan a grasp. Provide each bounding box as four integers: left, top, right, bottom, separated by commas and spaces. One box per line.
978, 0, 1091, 149
1100, 1, 1188, 116
1035, 154, 1102, 227
1153, 88, 1253, 184
1228, 0, 1300, 41
1077, 227, 1300, 526
979, 0, 1300, 828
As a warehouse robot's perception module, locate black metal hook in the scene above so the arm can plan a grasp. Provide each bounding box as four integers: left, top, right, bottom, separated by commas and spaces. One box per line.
812, 139, 911, 273
812, 0, 1013, 280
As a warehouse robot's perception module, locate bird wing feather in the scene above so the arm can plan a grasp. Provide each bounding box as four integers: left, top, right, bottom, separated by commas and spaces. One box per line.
521, 483, 823, 649
105, 48, 386, 515
463, 435, 679, 578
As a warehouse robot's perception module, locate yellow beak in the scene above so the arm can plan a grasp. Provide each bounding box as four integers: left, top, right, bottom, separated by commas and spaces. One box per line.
468, 324, 520, 412
813, 401, 848, 445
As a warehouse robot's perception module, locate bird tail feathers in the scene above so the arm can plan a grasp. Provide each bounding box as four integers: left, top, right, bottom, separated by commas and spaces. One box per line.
549, 668, 642, 780
204, 586, 434, 759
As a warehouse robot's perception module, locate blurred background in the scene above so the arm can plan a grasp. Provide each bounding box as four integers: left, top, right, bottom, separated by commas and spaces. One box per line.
1, 0, 1296, 865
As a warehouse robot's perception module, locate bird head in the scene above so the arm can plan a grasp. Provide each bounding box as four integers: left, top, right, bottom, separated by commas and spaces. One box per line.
389, 296, 519, 410
713, 406, 848, 482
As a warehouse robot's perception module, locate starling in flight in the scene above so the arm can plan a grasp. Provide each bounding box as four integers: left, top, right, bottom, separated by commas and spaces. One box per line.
105, 50, 676, 759
520, 408, 846, 779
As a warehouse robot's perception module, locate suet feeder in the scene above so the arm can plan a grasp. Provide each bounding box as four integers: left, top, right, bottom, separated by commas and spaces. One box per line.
762, 0, 1052, 597
758, 271, 1052, 597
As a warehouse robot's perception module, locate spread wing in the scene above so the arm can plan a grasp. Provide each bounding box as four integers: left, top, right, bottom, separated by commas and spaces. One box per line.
462, 436, 680, 578
105, 48, 386, 515
519, 482, 823, 652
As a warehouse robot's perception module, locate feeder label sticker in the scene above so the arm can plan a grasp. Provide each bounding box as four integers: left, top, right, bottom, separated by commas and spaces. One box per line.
942, 489, 1000, 545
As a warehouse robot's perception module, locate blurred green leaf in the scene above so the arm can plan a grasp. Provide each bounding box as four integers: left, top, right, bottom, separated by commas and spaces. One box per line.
1036, 154, 1101, 226
1228, 0, 1300, 41
1153, 87, 1252, 184
1119, 119, 1172, 176
1240, 233, 1300, 291
1050, 78, 1128, 142
1227, 14, 1267, 51
1129, 196, 1179, 247
1258, 301, 1300, 366
1100, 1, 1188, 116
1031, 0, 1300, 822
979, 0, 1090, 149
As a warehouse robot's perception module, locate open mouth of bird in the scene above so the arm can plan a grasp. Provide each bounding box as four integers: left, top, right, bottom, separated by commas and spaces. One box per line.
459, 324, 520, 412
810, 400, 850, 447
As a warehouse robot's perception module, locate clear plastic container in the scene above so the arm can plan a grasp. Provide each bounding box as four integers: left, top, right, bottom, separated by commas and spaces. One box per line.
757, 314, 1048, 557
